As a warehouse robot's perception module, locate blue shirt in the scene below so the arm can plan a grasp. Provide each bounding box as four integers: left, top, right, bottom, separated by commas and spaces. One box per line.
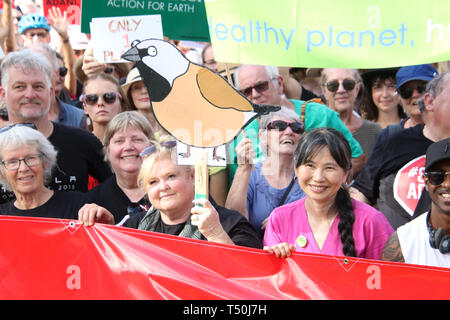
247, 163, 305, 237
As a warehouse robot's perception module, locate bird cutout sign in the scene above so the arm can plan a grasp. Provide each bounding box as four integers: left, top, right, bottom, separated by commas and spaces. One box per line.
121, 38, 280, 166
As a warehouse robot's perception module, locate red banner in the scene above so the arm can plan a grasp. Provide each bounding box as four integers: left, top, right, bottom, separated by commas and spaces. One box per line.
0, 216, 448, 300
43, 0, 82, 25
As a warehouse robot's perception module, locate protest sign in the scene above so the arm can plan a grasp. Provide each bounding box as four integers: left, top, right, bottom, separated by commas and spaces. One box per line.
204, 0, 450, 67
90, 15, 163, 63
394, 155, 426, 216
81, 0, 209, 41
43, 0, 82, 25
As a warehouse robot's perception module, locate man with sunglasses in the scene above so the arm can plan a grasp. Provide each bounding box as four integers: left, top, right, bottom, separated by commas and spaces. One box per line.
0, 49, 112, 204
382, 138, 450, 267
321, 68, 382, 163
228, 64, 364, 183
394, 64, 438, 130
351, 72, 449, 230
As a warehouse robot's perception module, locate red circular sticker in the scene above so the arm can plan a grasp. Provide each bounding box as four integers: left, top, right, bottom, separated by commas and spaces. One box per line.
393, 155, 426, 217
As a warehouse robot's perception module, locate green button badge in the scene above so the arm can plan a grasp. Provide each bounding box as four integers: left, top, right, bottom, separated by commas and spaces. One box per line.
296, 235, 307, 248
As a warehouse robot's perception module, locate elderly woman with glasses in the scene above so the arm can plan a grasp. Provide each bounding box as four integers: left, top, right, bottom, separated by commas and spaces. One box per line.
83, 111, 154, 225
122, 135, 262, 249
0, 125, 113, 226
225, 107, 306, 240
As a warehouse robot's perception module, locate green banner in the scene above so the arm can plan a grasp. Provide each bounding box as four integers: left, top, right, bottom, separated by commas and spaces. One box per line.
81, 0, 210, 41
205, 0, 450, 68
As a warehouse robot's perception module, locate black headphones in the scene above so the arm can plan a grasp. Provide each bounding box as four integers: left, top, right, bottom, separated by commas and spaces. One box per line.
427, 212, 450, 254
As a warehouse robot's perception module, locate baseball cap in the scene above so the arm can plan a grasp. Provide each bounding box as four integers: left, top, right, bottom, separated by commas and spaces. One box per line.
425, 138, 450, 171
395, 64, 438, 89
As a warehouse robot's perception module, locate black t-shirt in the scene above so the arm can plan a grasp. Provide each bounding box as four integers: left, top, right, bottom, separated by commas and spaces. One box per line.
352, 124, 433, 229
0, 123, 113, 204
124, 198, 262, 249
0, 191, 87, 220
84, 175, 150, 224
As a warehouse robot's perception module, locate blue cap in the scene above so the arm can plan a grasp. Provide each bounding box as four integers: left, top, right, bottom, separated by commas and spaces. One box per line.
395, 64, 438, 89
18, 13, 51, 34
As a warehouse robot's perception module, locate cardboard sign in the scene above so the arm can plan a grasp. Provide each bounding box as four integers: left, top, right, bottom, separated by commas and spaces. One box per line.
205, 0, 450, 68
81, 0, 209, 41
90, 15, 163, 63
121, 39, 280, 166
393, 155, 426, 216
43, 0, 82, 25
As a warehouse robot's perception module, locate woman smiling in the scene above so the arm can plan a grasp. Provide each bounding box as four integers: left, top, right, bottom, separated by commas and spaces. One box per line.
264, 128, 393, 259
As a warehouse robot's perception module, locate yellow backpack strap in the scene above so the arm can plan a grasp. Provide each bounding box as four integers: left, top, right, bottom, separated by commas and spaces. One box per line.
300, 97, 324, 125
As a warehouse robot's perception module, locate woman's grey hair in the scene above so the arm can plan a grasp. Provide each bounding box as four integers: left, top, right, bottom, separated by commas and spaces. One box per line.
0, 126, 58, 191
234, 65, 279, 90
103, 111, 155, 163
1, 49, 53, 90
320, 68, 361, 87
258, 106, 301, 155
418, 71, 447, 113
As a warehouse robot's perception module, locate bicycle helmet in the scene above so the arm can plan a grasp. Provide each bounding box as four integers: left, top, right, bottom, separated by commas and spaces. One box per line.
18, 13, 51, 34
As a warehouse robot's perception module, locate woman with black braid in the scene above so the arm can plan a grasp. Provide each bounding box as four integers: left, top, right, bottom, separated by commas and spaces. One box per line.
264, 128, 393, 259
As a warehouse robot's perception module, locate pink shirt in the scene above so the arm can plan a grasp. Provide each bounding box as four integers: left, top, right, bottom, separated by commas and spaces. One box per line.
264, 198, 394, 260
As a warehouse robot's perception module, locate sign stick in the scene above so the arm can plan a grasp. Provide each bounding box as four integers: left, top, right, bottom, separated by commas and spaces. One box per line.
194, 150, 209, 207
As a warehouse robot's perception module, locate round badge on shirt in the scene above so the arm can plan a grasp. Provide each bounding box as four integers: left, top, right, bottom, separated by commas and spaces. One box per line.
297, 235, 307, 248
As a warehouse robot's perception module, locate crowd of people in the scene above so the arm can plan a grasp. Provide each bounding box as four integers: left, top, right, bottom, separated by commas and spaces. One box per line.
0, 0, 448, 272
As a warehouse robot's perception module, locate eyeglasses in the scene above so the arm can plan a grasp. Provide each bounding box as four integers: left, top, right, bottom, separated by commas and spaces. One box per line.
0, 123, 37, 134
140, 140, 177, 158
240, 78, 276, 97
58, 67, 68, 77
325, 79, 357, 92
397, 82, 427, 99
425, 170, 450, 186
80, 92, 122, 105
24, 31, 48, 39
1, 153, 43, 171
267, 120, 304, 134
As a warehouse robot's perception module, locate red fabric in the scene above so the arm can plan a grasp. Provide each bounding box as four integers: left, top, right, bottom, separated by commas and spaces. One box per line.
0, 216, 448, 300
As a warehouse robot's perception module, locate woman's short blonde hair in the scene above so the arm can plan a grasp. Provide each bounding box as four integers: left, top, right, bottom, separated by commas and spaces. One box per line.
137, 135, 192, 192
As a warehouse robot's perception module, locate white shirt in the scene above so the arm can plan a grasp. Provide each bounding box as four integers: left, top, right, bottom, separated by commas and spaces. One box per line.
397, 213, 450, 268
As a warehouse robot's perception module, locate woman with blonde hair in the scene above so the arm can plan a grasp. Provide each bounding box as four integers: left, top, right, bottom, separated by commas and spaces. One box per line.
123, 135, 262, 248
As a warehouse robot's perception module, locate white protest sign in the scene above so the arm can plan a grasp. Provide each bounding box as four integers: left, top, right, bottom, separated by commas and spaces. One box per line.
176, 142, 227, 167
90, 14, 163, 63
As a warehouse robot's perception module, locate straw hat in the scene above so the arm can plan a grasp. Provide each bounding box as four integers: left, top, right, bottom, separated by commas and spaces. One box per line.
121, 67, 142, 99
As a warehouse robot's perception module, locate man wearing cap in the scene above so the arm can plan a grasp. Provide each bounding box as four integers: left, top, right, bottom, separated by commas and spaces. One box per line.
394, 64, 439, 129
381, 138, 450, 267
350, 71, 449, 230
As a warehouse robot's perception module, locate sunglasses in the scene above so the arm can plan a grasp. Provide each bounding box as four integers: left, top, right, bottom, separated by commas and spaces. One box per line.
267, 120, 304, 134
425, 170, 450, 186
240, 78, 276, 97
24, 31, 48, 39
140, 140, 177, 158
0, 122, 37, 134
397, 82, 427, 99
325, 79, 357, 92
0, 108, 8, 121
58, 67, 68, 77
80, 92, 122, 106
